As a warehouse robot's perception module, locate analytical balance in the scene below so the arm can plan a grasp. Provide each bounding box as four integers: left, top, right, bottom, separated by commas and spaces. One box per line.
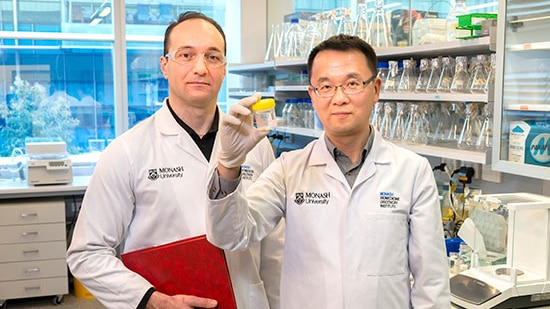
451, 192, 550, 308
26, 140, 72, 185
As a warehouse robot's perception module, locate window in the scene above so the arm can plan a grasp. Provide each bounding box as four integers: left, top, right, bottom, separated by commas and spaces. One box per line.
0, 0, 226, 156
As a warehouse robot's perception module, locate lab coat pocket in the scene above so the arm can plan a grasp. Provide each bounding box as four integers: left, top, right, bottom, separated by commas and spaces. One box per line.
356, 213, 408, 276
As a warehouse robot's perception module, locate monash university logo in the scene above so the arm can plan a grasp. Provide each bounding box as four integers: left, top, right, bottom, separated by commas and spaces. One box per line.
148, 169, 159, 181
294, 191, 330, 205
148, 166, 184, 181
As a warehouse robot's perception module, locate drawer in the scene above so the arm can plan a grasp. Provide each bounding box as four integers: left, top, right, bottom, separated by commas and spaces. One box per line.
0, 241, 67, 263
0, 259, 67, 281
0, 223, 65, 244
0, 277, 68, 300
0, 199, 65, 226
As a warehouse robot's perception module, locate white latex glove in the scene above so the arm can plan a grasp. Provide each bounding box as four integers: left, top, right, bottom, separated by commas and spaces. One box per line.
218, 94, 269, 169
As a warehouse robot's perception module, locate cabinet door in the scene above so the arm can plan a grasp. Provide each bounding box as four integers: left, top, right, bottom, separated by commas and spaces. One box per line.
492, 0, 550, 179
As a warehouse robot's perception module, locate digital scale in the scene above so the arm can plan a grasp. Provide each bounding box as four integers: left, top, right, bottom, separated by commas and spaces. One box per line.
25, 140, 72, 185
451, 193, 550, 308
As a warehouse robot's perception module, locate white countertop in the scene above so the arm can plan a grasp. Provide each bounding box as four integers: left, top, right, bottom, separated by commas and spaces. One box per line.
0, 175, 90, 199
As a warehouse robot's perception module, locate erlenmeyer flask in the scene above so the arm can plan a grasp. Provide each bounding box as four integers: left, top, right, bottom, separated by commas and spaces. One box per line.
353, 2, 369, 41
337, 8, 355, 35
437, 56, 455, 93
450, 56, 470, 93
302, 18, 323, 56
467, 55, 488, 93
384, 60, 400, 92
367, 0, 392, 47
432, 102, 452, 143
457, 102, 483, 149
426, 57, 442, 93
476, 103, 493, 150
398, 59, 417, 92
483, 53, 496, 93
390, 102, 408, 142
379, 101, 396, 139
443, 102, 466, 144
415, 58, 430, 93
404, 102, 428, 145
370, 101, 384, 131
321, 10, 339, 40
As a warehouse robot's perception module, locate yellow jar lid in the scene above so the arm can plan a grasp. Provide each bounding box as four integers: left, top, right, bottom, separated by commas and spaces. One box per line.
251, 98, 275, 111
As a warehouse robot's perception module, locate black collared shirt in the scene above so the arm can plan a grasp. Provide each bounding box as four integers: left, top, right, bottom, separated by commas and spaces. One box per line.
166, 99, 219, 161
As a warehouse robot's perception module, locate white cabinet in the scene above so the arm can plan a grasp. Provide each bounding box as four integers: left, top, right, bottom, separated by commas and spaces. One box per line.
0, 198, 67, 307
228, 36, 494, 164
492, 0, 550, 180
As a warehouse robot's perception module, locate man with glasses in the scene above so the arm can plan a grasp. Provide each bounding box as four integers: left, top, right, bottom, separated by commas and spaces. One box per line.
206, 34, 450, 308
67, 12, 283, 309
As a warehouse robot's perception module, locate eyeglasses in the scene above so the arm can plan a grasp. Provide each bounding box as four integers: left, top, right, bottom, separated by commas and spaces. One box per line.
311, 76, 377, 98
165, 48, 226, 68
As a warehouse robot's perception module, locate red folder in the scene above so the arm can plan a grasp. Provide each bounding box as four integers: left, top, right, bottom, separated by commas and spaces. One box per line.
121, 235, 237, 309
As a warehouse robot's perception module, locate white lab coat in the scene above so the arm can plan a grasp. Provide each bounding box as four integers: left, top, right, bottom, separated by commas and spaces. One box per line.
67, 101, 284, 309
207, 129, 450, 309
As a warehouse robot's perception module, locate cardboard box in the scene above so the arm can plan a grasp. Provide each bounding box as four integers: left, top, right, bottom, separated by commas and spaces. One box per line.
509, 120, 550, 166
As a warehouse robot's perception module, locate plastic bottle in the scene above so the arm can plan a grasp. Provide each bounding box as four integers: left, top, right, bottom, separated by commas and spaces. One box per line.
252, 98, 277, 130
446, 0, 470, 42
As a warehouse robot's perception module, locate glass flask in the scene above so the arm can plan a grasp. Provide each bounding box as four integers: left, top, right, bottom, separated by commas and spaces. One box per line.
384, 60, 400, 92
7, 147, 25, 182
283, 18, 304, 60
450, 56, 470, 93
443, 102, 466, 144
483, 53, 496, 93
457, 102, 483, 149
403, 102, 428, 145
354, 2, 369, 42
370, 101, 384, 131
426, 57, 442, 93
398, 59, 417, 92
425, 102, 439, 144
476, 103, 493, 150
377, 61, 389, 91
415, 58, 431, 93
437, 56, 455, 93
432, 102, 453, 143
390, 102, 408, 142
302, 18, 323, 57
367, 0, 392, 47
337, 8, 355, 35
467, 55, 488, 93
379, 101, 396, 139
446, 0, 470, 41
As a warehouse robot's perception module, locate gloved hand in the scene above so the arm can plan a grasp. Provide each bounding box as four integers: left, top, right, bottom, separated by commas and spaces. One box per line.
218, 94, 269, 169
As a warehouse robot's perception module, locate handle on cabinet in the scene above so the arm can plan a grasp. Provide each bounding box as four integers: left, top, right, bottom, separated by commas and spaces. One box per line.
24, 267, 41, 273
22, 249, 40, 254
24, 285, 41, 291
21, 231, 39, 237
20, 212, 38, 218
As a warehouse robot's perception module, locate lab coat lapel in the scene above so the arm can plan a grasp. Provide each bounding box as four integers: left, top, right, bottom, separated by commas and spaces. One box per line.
310, 133, 350, 187
354, 129, 392, 187
155, 102, 209, 165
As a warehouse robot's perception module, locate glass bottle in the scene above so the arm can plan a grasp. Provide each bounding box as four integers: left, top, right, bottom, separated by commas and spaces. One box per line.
446, 0, 470, 42
437, 56, 455, 93
398, 59, 417, 92
450, 56, 470, 93
384, 60, 400, 92
415, 58, 430, 93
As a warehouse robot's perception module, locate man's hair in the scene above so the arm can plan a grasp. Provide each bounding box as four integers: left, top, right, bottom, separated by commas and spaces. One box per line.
307, 34, 378, 83
163, 11, 226, 56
